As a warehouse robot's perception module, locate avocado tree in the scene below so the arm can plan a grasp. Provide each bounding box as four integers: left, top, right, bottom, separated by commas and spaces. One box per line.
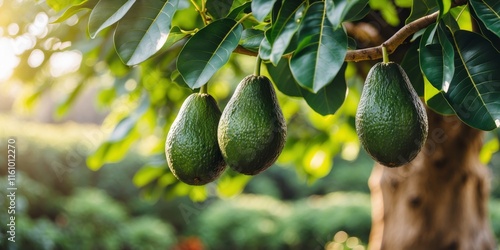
5, 0, 500, 248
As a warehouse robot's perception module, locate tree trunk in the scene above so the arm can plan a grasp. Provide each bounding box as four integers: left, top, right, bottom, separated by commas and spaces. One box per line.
368, 109, 497, 250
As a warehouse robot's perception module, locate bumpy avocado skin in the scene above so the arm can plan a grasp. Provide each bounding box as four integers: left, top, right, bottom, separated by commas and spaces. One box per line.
165, 93, 226, 185
355, 62, 428, 167
218, 75, 287, 175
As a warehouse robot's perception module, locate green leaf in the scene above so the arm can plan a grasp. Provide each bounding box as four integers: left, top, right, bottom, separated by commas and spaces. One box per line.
108, 95, 150, 142
470, 0, 500, 38
400, 39, 424, 96
251, 0, 278, 22
290, 2, 347, 92
259, 36, 272, 60
227, 2, 252, 19
436, 22, 454, 91
266, 60, 302, 97
88, 0, 136, 38
325, 0, 369, 28
177, 18, 243, 89
424, 79, 455, 115
470, 5, 500, 52
52, 0, 98, 23
164, 26, 189, 49
114, 0, 180, 66
445, 30, 500, 130
300, 63, 347, 115
47, 0, 86, 12
87, 96, 150, 170
133, 164, 166, 187
240, 29, 265, 52
419, 22, 454, 91
343, 2, 370, 23
206, 0, 233, 19
437, 0, 452, 18
86, 132, 140, 170
56, 81, 86, 118
406, 0, 438, 24
267, 0, 304, 64
369, 0, 399, 26
479, 136, 499, 164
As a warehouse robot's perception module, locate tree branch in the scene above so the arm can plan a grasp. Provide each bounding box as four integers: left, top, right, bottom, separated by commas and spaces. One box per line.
344, 11, 439, 62
234, 11, 441, 62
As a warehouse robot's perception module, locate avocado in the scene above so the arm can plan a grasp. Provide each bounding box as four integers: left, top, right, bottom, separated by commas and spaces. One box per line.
355, 62, 428, 167
218, 75, 287, 175
165, 93, 226, 185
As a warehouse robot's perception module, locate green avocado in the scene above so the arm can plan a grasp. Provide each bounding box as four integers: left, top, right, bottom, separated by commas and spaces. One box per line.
355, 62, 428, 167
218, 75, 287, 175
165, 93, 226, 185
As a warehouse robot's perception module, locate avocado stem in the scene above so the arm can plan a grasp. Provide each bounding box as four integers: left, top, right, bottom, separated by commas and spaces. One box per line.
382, 45, 389, 64
254, 56, 262, 76
200, 84, 208, 94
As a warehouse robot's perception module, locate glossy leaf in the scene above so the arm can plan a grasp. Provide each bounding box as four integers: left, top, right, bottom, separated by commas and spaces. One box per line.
88, 0, 136, 38
227, 2, 252, 19
290, 2, 347, 92
267, 0, 304, 64
259, 36, 272, 60
177, 18, 243, 89
325, 0, 369, 28
52, 0, 98, 23
436, 23, 454, 91
251, 0, 278, 22
406, 0, 438, 24
300, 63, 347, 115
400, 39, 423, 96
114, 0, 180, 66
266, 60, 302, 97
419, 22, 454, 91
470, 5, 500, 52
47, 0, 87, 12
470, 0, 500, 38
240, 29, 265, 52
446, 30, 500, 130
163, 26, 189, 49
206, 0, 233, 19
424, 79, 455, 115
437, 0, 452, 18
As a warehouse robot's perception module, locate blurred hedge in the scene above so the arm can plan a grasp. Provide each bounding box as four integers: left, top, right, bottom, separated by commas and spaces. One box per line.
189, 192, 371, 250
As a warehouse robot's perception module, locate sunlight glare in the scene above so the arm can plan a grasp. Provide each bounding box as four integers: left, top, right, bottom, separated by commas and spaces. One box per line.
0, 37, 20, 81
49, 50, 82, 77
7, 23, 19, 36
28, 49, 44, 68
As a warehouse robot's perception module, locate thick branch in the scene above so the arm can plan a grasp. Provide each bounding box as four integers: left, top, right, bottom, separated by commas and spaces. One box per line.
344, 11, 439, 62
235, 11, 440, 62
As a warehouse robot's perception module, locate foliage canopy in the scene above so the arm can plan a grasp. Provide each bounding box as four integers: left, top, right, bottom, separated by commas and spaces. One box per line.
3, 0, 500, 198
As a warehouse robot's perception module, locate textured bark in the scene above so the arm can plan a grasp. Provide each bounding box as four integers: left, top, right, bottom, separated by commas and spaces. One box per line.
368, 109, 497, 250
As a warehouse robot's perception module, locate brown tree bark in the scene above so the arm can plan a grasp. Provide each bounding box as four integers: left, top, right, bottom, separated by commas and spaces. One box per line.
368, 109, 497, 250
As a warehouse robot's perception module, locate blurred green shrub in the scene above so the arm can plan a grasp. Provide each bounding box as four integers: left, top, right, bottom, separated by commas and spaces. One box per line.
190, 192, 371, 250
57, 188, 127, 250
121, 216, 177, 250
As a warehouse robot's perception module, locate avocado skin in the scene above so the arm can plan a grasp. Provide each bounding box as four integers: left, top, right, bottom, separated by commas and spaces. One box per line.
165, 93, 226, 185
355, 62, 428, 167
218, 75, 287, 175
